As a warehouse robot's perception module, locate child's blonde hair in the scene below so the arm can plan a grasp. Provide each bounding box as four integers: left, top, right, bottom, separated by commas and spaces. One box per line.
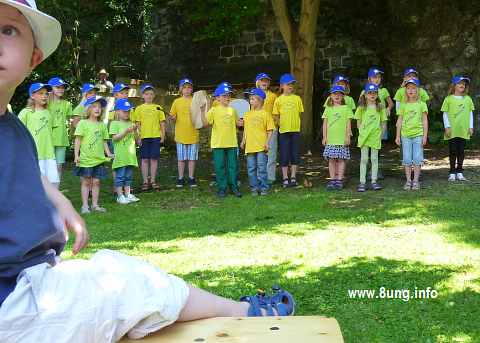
448, 83, 469, 96
404, 86, 419, 102
358, 92, 383, 112
326, 95, 346, 107
85, 104, 100, 120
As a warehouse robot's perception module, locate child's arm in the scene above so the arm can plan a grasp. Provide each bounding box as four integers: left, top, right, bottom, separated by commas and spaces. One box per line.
112, 126, 134, 141
345, 119, 351, 146
265, 130, 273, 151
240, 131, 246, 150
160, 121, 166, 143
74, 136, 81, 166
41, 176, 89, 255
386, 97, 394, 116
104, 141, 114, 158
422, 112, 428, 146
395, 116, 402, 146
322, 119, 327, 146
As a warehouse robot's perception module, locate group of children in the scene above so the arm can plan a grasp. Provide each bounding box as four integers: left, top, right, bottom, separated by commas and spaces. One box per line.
18, 65, 475, 209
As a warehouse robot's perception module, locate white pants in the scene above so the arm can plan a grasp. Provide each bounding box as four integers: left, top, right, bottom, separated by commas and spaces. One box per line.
0, 250, 189, 343
267, 129, 278, 182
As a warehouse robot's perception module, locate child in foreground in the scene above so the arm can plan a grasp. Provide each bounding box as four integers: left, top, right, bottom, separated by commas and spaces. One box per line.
0, 3, 293, 343
240, 88, 275, 196
322, 85, 354, 190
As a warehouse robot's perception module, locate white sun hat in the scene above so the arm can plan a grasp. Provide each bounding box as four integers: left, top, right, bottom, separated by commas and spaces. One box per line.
0, 0, 62, 61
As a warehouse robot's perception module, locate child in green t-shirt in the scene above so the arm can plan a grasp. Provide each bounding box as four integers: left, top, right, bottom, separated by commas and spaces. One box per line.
324, 75, 356, 112
109, 99, 140, 204
395, 79, 428, 191
72, 83, 98, 127
47, 77, 73, 182
74, 97, 113, 213
322, 85, 354, 190
19, 83, 59, 186
441, 76, 475, 181
355, 84, 388, 192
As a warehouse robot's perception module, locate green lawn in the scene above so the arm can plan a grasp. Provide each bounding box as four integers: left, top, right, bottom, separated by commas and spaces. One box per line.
60, 146, 480, 343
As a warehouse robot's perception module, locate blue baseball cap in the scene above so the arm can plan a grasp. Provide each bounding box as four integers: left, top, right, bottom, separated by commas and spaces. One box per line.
405, 78, 420, 87
329, 85, 346, 94
255, 73, 271, 82
368, 68, 384, 78
140, 84, 155, 93
452, 76, 470, 85
218, 81, 232, 89
114, 98, 134, 111
81, 83, 99, 94
214, 85, 233, 97
48, 77, 68, 88
84, 96, 107, 108
280, 73, 296, 85
364, 83, 379, 93
29, 83, 52, 97
333, 75, 349, 84
179, 78, 193, 88
249, 88, 266, 100
112, 83, 130, 94
404, 67, 418, 76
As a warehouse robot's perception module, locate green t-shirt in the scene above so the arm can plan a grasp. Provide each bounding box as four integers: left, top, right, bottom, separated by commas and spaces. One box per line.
324, 95, 356, 111
397, 101, 428, 138
48, 99, 73, 147
394, 87, 429, 104
74, 119, 109, 167
440, 95, 475, 140
355, 105, 387, 149
322, 105, 354, 145
72, 102, 85, 118
18, 108, 55, 160
109, 120, 138, 169
360, 87, 391, 108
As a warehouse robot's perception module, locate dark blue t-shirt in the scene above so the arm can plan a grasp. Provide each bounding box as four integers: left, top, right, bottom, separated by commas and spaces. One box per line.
0, 112, 66, 306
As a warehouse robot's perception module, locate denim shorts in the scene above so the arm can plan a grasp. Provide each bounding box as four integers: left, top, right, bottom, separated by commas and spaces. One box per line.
73, 164, 108, 179
140, 138, 161, 159
401, 135, 423, 166
176, 143, 199, 161
114, 166, 134, 187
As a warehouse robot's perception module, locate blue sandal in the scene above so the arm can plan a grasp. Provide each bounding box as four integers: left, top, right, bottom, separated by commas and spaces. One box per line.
240, 285, 295, 317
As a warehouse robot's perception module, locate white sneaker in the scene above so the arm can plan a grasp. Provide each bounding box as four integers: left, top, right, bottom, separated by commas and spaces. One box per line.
448, 174, 456, 182
117, 195, 129, 204
80, 206, 90, 214
456, 173, 467, 181
125, 194, 140, 202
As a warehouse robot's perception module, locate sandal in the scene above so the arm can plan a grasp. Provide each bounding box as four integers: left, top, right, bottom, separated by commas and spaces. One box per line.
240, 285, 295, 317
282, 179, 290, 188
357, 183, 366, 192
91, 206, 107, 213
290, 178, 298, 187
151, 182, 160, 190
141, 183, 150, 191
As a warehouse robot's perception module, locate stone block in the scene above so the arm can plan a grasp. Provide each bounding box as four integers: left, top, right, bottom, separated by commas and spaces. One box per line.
220, 46, 234, 58
248, 43, 264, 55
235, 45, 247, 57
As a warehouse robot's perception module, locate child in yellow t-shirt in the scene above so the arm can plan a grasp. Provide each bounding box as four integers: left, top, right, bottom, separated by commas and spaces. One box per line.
132, 84, 166, 191
170, 78, 199, 188
240, 88, 275, 196
255, 72, 278, 184
272, 73, 304, 189
73, 97, 113, 213
201, 83, 242, 198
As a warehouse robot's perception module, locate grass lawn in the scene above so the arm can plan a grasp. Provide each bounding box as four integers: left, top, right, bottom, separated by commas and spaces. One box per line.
60, 145, 480, 343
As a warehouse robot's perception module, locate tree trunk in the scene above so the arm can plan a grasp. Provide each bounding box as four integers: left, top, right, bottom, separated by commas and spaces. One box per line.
271, 0, 320, 148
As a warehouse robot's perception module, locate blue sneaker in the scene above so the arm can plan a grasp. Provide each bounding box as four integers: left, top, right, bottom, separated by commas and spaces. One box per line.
240, 285, 295, 316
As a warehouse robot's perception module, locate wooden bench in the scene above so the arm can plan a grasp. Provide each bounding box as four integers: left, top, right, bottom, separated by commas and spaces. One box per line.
121, 316, 344, 342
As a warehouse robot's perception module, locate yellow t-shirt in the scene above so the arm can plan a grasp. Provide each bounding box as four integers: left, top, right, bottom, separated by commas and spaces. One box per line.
243, 109, 275, 154
132, 103, 166, 139
206, 105, 238, 148
272, 94, 304, 133
263, 90, 277, 116
170, 96, 199, 144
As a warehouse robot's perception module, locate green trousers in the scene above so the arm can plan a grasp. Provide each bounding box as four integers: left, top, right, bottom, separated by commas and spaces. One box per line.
360, 147, 379, 184
213, 148, 238, 192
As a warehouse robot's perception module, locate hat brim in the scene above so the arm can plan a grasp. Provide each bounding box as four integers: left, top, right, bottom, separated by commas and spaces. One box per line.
1, 0, 62, 61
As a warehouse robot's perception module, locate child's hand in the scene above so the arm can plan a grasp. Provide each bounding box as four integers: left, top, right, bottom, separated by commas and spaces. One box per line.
445, 128, 451, 137
264, 144, 269, 152
126, 126, 135, 133
160, 137, 165, 144
74, 156, 80, 166
57, 201, 89, 255
236, 118, 244, 127
322, 137, 327, 146
169, 115, 176, 121
395, 136, 401, 146
107, 152, 115, 159
469, 128, 474, 136
422, 136, 428, 146
240, 141, 245, 150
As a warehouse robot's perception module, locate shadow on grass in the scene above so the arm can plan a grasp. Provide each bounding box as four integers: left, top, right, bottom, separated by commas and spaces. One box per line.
179, 256, 480, 343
